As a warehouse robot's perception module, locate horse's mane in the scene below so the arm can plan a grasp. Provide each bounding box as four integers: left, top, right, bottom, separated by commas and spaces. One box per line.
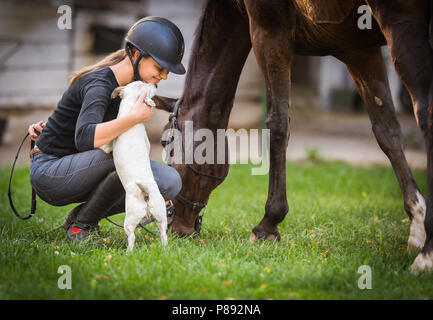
183, 0, 213, 89
183, 0, 246, 104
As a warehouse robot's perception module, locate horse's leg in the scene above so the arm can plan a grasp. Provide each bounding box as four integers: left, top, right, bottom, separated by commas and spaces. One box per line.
335, 47, 426, 253
245, 2, 294, 241
366, 0, 433, 274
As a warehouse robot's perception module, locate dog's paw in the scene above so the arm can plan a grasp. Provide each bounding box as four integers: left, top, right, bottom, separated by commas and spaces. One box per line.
144, 97, 156, 107
100, 142, 113, 154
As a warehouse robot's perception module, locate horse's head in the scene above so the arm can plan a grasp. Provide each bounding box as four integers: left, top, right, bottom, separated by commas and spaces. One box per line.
157, 98, 230, 236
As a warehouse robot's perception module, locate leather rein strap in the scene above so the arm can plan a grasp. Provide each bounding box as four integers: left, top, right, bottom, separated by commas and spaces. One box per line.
8, 133, 37, 220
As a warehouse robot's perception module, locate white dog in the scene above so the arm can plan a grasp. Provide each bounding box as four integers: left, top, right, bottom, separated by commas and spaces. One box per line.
101, 81, 167, 250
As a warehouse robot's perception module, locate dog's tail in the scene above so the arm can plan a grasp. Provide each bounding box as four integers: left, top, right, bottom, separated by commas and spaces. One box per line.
136, 182, 151, 202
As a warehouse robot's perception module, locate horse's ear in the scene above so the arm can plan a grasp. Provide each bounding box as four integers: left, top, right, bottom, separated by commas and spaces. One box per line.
111, 86, 125, 99
153, 95, 178, 113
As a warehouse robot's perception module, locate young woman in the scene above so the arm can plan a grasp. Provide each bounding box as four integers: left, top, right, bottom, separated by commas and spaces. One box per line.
27, 17, 185, 241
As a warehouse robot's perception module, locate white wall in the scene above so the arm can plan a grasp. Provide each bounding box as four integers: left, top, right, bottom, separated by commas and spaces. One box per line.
0, 0, 70, 110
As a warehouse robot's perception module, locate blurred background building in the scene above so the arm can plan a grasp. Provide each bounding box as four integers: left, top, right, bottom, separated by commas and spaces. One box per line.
0, 0, 424, 168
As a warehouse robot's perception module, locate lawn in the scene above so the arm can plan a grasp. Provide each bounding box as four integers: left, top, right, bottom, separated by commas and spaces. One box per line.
0, 161, 431, 300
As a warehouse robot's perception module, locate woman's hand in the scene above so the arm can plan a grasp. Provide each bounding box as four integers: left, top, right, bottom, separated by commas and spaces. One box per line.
28, 121, 46, 141
131, 91, 154, 123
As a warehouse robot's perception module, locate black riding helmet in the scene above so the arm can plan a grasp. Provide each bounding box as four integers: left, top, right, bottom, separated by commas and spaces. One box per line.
124, 16, 186, 81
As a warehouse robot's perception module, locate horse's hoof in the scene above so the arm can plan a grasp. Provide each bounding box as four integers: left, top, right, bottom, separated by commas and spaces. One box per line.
250, 226, 281, 242
410, 252, 433, 275
266, 233, 278, 241
250, 232, 278, 243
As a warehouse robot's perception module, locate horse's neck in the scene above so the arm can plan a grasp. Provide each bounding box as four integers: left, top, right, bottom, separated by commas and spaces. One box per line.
179, 0, 252, 131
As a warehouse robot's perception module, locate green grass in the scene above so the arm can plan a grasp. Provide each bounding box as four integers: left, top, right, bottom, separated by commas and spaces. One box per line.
0, 161, 431, 300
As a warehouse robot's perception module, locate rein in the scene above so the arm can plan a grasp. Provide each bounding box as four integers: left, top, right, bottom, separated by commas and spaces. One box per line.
8, 133, 37, 220
105, 216, 157, 236
165, 99, 228, 233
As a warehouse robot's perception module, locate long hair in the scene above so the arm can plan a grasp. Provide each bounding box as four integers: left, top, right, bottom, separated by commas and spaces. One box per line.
69, 47, 135, 84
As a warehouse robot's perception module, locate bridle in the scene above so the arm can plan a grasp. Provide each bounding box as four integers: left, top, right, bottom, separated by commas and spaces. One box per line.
164, 99, 228, 234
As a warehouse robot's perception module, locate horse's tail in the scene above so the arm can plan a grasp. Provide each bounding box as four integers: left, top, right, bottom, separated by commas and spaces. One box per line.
429, 0, 433, 50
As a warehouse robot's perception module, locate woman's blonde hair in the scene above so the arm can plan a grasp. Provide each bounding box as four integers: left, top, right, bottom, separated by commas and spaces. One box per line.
69, 48, 135, 84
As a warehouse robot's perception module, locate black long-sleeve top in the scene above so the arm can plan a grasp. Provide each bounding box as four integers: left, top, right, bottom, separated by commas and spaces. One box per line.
37, 67, 121, 157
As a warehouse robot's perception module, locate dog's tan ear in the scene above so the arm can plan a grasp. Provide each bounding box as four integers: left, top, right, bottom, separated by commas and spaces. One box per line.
111, 86, 125, 99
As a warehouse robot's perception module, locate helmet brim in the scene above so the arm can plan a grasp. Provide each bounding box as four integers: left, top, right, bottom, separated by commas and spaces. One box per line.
153, 56, 186, 75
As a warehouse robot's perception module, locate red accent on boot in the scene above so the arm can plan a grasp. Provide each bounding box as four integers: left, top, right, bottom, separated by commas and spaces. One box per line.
72, 226, 82, 233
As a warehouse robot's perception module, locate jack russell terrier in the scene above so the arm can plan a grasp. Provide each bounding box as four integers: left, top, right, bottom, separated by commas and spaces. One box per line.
101, 81, 167, 250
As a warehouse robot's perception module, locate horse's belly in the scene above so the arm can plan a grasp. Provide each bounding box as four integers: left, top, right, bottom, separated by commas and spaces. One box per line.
294, 0, 358, 24
293, 1, 386, 55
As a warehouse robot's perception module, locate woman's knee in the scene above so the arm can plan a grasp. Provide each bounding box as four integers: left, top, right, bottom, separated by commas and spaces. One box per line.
151, 161, 182, 200
160, 167, 182, 200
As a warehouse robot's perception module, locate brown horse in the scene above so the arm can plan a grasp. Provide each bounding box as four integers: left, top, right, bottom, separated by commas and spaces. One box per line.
154, 0, 433, 274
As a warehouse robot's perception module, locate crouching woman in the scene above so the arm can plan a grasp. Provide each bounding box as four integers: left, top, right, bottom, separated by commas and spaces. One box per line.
28, 17, 184, 241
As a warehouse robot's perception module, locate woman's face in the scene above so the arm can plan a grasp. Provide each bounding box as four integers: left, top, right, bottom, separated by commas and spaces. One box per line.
134, 52, 168, 84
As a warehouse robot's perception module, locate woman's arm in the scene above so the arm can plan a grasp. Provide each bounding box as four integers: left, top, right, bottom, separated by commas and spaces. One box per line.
28, 121, 46, 141
76, 85, 153, 151
93, 90, 153, 148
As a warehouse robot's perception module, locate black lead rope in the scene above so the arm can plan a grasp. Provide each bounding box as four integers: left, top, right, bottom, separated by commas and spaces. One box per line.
8, 133, 37, 220
105, 217, 157, 236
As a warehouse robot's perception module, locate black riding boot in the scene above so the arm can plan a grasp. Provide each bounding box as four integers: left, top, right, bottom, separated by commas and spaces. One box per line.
53, 203, 84, 231
66, 170, 124, 241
